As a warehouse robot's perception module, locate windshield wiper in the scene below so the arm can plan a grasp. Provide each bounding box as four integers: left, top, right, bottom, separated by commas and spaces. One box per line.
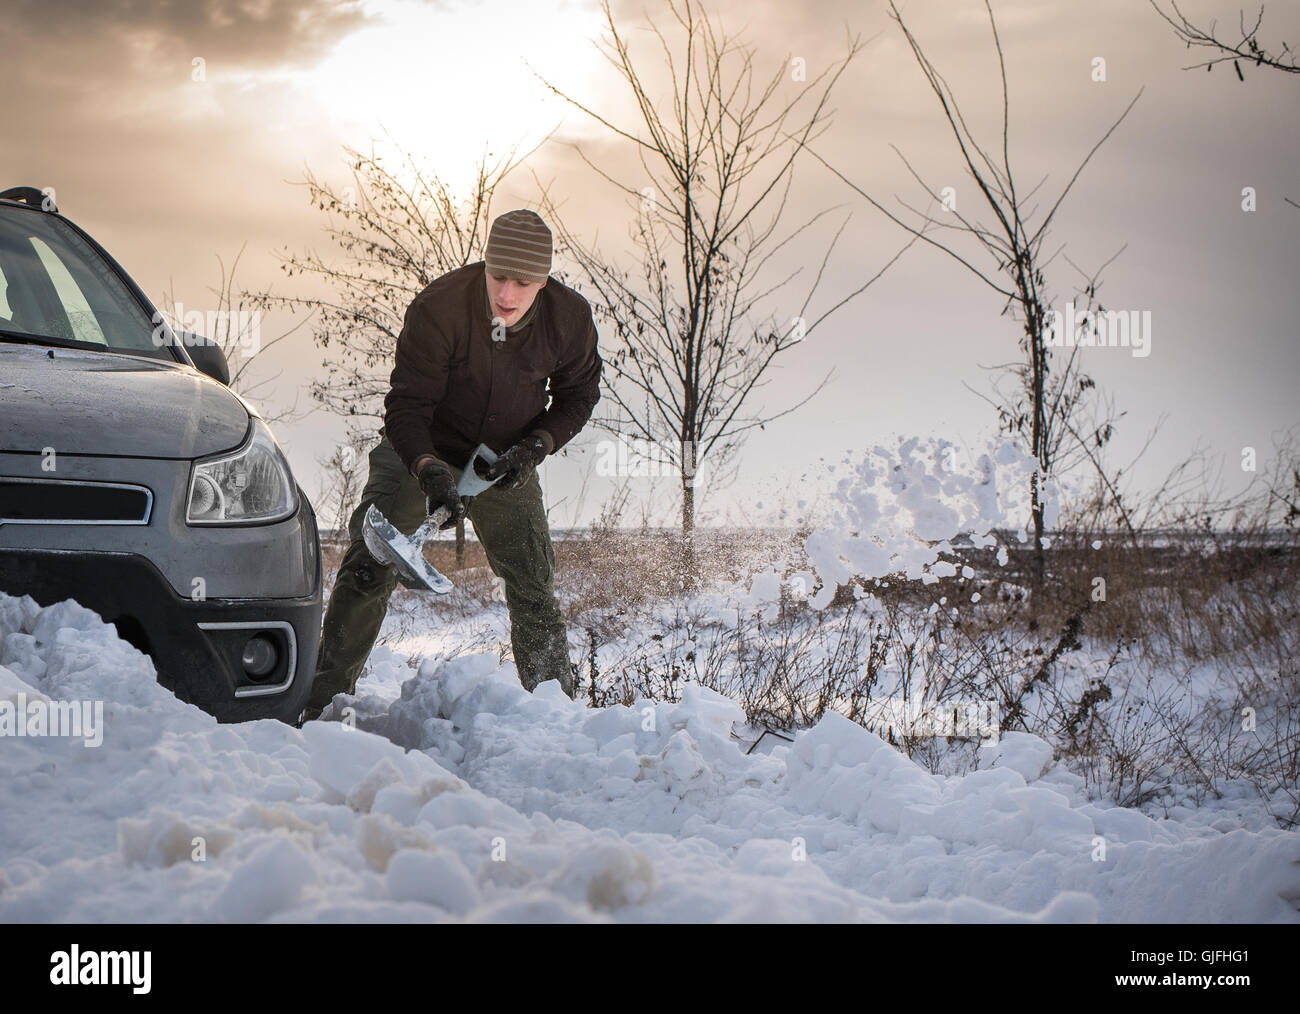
0, 327, 103, 352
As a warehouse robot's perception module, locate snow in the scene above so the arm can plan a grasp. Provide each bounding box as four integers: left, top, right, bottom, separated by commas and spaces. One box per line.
982, 732, 1056, 782
2, 590, 1297, 923
800, 437, 1053, 607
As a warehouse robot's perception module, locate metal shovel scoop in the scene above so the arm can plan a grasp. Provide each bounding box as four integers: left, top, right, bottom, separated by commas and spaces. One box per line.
361, 443, 501, 593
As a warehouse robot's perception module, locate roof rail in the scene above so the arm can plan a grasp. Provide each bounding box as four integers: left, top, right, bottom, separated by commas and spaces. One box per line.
0, 186, 57, 212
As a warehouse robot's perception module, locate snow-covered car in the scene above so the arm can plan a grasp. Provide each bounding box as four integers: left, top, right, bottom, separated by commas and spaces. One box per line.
0, 186, 321, 723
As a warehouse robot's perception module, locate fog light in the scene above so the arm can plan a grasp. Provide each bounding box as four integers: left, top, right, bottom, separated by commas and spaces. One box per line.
242, 634, 278, 678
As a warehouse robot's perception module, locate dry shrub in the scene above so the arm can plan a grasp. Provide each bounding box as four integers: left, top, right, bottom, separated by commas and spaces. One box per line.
319, 489, 1298, 825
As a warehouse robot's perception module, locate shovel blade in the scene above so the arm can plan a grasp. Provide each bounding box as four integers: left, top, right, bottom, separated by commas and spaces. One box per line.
361, 504, 454, 594
356, 444, 503, 595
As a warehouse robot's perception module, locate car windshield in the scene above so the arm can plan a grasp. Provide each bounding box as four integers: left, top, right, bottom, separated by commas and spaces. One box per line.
0, 205, 170, 358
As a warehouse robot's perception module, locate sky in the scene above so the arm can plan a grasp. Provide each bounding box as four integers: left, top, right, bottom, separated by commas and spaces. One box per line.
3, 0, 1297, 531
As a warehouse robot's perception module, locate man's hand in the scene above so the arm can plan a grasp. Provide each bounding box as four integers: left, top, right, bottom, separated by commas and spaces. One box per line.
485, 433, 549, 490
417, 458, 465, 529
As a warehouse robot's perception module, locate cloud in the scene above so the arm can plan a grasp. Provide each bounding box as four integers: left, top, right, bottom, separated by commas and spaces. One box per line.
1, 0, 375, 68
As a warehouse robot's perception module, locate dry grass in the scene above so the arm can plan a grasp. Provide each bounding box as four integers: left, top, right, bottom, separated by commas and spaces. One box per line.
322, 520, 1299, 826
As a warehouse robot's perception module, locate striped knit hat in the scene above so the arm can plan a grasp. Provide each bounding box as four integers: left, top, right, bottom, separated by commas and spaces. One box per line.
484, 209, 553, 283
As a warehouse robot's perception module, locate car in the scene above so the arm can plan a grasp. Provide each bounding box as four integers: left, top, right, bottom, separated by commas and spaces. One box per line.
0, 185, 322, 724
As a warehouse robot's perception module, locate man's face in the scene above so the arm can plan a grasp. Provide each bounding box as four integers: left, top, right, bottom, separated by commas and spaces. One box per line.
486, 268, 546, 327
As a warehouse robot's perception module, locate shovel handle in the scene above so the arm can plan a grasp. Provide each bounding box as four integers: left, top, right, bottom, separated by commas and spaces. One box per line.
406, 512, 446, 546
425, 501, 466, 535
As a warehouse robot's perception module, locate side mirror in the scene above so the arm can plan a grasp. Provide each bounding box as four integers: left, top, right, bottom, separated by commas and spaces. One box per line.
181, 333, 230, 385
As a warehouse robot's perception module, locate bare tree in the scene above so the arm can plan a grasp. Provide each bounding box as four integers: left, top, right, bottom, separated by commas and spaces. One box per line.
313, 426, 374, 539
799, 0, 1143, 585
1149, 2, 1299, 213
1150, 1, 1299, 78
158, 244, 309, 424
529, 0, 910, 581
249, 136, 548, 421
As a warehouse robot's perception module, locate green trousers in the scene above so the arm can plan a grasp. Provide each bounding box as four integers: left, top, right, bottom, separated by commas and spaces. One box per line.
305, 433, 573, 719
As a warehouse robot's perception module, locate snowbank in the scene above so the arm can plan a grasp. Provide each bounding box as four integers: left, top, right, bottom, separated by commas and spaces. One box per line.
2, 592, 1297, 922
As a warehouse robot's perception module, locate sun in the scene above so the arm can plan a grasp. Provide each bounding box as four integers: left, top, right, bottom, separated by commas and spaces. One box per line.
293, 0, 607, 193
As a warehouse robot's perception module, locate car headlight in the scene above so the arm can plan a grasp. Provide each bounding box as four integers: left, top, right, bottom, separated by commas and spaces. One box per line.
186, 419, 298, 525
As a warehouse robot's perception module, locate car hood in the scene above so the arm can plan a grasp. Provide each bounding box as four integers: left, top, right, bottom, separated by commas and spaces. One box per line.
0, 344, 250, 459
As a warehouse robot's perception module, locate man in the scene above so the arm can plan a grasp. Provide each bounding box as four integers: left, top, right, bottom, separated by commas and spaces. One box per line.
301, 209, 602, 724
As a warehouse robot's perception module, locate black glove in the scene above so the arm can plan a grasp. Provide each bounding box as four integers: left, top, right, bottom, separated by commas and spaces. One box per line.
485, 433, 549, 491
417, 458, 465, 529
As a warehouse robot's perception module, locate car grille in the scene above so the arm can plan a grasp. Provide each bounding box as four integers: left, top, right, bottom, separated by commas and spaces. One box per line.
0, 476, 152, 525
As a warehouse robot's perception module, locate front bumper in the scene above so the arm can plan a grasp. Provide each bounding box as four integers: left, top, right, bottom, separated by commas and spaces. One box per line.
0, 547, 321, 724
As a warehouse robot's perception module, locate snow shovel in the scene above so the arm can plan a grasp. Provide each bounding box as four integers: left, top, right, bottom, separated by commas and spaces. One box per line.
361, 443, 502, 593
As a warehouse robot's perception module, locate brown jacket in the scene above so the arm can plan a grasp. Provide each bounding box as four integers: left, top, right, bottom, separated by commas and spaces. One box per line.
384, 262, 603, 475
